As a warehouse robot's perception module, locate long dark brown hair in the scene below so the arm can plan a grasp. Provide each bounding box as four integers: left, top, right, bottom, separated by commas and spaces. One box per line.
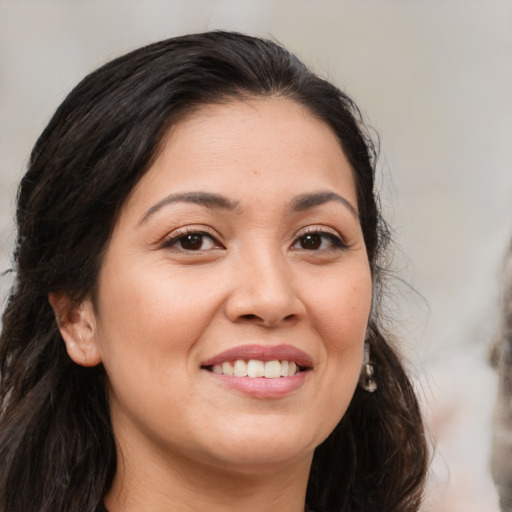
0, 31, 428, 512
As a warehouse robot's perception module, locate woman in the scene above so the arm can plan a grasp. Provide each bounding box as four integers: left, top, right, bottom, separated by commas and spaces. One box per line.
0, 31, 428, 512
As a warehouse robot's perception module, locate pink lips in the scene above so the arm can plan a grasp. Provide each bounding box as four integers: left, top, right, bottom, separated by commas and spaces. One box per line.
201, 344, 312, 399
201, 344, 313, 369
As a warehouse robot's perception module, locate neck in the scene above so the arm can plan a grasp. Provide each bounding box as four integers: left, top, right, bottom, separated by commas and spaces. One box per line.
105, 443, 312, 512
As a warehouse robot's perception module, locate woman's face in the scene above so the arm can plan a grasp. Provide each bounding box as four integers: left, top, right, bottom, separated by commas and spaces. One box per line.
84, 98, 372, 473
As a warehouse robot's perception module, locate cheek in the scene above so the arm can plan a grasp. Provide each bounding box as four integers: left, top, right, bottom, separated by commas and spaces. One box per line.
310, 267, 373, 347
94, 262, 226, 368
306, 265, 372, 422
92, 267, 221, 422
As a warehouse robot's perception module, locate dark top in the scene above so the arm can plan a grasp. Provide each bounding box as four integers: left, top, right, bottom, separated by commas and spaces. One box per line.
96, 501, 312, 511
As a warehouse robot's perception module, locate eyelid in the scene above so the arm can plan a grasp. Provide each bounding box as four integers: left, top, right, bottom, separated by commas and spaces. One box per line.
295, 225, 345, 241
296, 225, 339, 236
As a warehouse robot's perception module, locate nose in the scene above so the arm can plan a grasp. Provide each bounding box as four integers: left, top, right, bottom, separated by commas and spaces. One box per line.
223, 248, 306, 328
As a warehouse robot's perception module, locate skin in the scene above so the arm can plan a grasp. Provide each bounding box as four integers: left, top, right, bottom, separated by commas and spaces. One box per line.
51, 97, 373, 512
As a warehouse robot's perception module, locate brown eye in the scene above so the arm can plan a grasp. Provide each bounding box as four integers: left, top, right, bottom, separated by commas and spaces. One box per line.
163, 231, 219, 251
180, 234, 205, 250
292, 231, 346, 251
300, 234, 322, 250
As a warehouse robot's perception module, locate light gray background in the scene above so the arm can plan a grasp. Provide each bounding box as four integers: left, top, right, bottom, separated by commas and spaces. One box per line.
1, 1, 510, 510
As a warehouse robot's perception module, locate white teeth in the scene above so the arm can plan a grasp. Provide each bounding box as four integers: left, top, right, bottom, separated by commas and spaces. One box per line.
222, 361, 234, 376
233, 360, 248, 377
211, 359, 301, 378
247, 359, 265, 378
264, 360, 281, 379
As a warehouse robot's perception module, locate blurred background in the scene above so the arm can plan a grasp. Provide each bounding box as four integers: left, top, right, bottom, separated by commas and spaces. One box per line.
0, 1, 510, 510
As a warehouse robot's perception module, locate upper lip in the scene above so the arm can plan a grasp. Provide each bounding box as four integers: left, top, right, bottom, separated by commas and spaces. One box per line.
201, 344, 313, 369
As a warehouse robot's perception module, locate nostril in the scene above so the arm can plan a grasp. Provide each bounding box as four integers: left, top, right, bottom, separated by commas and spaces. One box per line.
237, 312, 297, 325
240, 314, 258, 321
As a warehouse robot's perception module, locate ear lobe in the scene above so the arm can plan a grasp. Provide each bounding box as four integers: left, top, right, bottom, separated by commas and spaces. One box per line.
48, 292, 102, 367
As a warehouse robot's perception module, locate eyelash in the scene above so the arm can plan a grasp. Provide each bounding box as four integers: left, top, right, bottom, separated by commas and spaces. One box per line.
161, 226, 347, 253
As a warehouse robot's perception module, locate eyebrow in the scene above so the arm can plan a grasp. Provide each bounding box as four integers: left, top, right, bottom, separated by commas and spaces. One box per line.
139, 192, 240, 224
290, 191, 358, 218
139, 189, 358, 225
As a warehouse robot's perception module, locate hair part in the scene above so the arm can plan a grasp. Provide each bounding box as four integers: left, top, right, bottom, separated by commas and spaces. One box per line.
0, 31, 427, 512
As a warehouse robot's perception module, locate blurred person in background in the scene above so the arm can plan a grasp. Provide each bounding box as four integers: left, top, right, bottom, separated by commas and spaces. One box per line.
492, 238, 512, 512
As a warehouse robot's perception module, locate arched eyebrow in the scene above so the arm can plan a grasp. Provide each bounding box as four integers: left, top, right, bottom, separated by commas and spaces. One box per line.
139, 192, 240, 225
139, 189, 358, 225
290, 191, 358, 218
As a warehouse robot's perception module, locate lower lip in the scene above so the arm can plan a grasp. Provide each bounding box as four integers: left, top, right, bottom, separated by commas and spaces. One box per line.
207, 371, 308, 398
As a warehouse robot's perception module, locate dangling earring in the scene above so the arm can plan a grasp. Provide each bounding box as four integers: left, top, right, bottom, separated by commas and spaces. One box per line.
360, 341, 377, 392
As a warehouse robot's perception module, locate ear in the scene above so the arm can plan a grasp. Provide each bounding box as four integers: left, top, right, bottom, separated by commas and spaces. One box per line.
48, 292, 102, 367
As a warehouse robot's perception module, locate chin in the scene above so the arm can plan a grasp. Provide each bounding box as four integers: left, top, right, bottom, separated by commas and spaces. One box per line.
200, 422, 324, 472
212, 445, 313, 475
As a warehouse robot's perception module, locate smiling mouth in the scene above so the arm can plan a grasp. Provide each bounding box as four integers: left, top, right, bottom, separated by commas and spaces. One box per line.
203, 359, 307, 378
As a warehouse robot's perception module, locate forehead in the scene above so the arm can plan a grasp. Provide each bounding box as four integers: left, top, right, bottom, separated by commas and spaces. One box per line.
123, 97, 357, 218
163, 96, 345, 164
